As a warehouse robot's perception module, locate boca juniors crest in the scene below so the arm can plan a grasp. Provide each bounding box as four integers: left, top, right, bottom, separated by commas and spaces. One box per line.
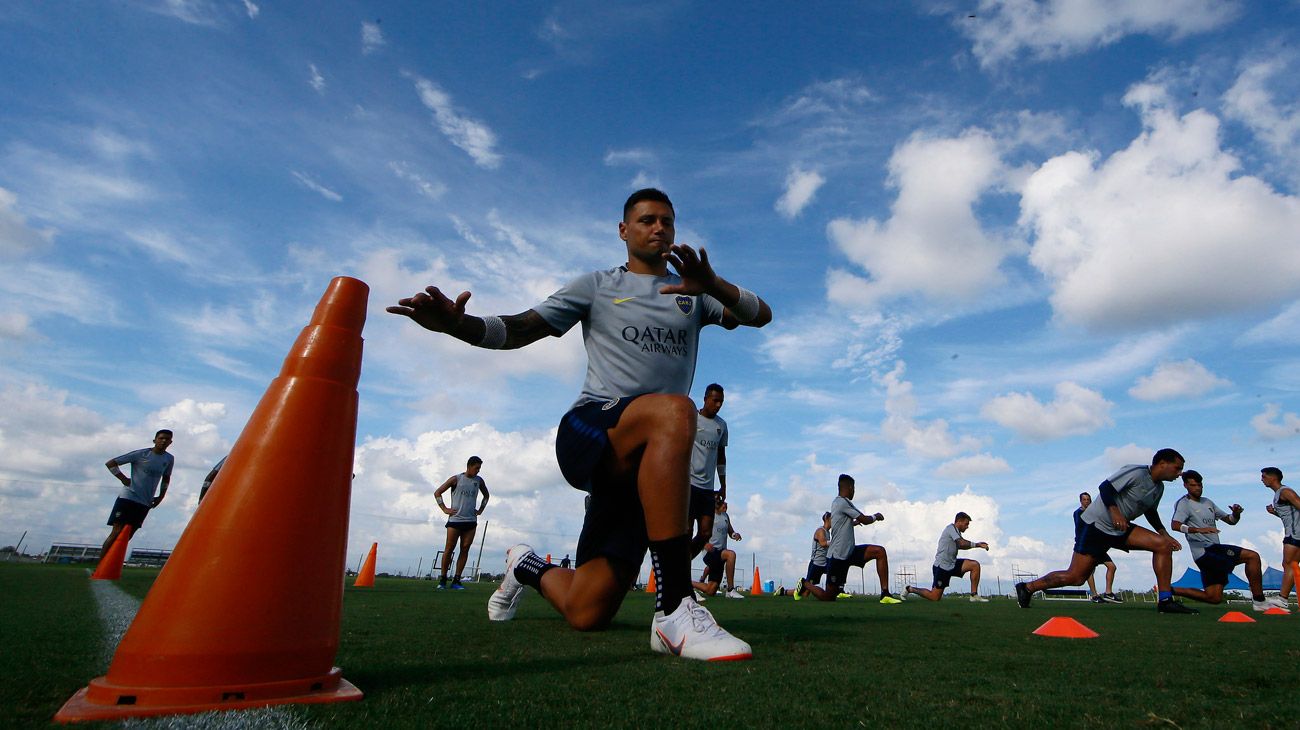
675, 295, 693, 315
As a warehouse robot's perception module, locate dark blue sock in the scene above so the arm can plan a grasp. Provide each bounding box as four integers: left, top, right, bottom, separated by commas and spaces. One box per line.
650, 535, 692, 614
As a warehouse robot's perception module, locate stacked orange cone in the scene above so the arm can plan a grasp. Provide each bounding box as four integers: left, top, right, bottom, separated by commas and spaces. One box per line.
91, 525, 133, 581
353, 543, 377, 588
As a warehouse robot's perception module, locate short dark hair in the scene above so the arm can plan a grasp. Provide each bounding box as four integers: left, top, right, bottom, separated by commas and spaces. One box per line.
1181, 470, 1203, 483
822, 511, 832, 521
155, 429, 173, 438
1263, 466, 1284, 480
1078, 492, 1090, 500
705, 383, 724, 396
955, 511, 972, 522
838, 474, 854, 487
1152, 448, 1184, 466
467, 456, 483, 466
623, 188, 673, 220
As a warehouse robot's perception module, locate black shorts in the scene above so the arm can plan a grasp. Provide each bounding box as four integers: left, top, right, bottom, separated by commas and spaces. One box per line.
1195, 543, 1243, 588
558, 397, 650, 569
1284, 536, 1300, 549
107, 497, 150, 529
701, 548, 725, 583
445, 520, 477, 532
805, 561, 827, 585
1073, 523, 1132, 560
826, 545, 875, 587
689, 487, 719, 519
932, 561, 966, 589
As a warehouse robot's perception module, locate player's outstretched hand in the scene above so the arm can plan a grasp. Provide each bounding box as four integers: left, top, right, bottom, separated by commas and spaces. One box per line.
387, 286, 470, 333
1231, 504, 1244, 515
660, 244, 717, 296
1267, 504, 1277, 515
873, 513, 885, 522
976, 541, 989, 550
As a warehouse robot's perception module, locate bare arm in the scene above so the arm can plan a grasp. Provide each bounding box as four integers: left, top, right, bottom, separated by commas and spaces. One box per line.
854, 512, 884, 526
433, 476, 458, 516
716, 444, 727, 501
815, 527, 829, 548
477, 483, 490, 516
105, 459, 130, 487
386, 287, 559, 349
658, 245, 773, 329
151, 473, 170, 507
1281, 488, 1300, 510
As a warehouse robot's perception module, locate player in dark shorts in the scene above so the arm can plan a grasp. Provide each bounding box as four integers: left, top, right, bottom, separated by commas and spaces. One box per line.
389, 188, 771, 661
1075, 492, 1120, 603
688, 383, 728, 562
796, 474, 901, 604
1170, 470, 1274, 611
101, 429, 174, 555
433, 456, 490, 590
904, 512, 990, 602
795, 512, 833, 601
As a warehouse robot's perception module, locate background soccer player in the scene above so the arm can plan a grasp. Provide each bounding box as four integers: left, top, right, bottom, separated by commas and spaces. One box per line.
905, 512, 989, 602
1170, 470, 1275, 611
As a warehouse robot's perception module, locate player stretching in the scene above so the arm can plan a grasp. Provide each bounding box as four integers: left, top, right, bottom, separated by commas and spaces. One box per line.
1262, 467, 1300, 607
1170, 470, 1275, 612
689, 383, 728, 561
1017, 449, 1195, 614
794, 512, 833, 602
1075, 493, 1120, 603
904, 512, 989, 602
389, 188, 771, 661
796, 474, 901, 604
693, 499, 743, 598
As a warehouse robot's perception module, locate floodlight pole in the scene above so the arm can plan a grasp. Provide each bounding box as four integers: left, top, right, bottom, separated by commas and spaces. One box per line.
415, 557, 423, 578
474, 520, 489, 581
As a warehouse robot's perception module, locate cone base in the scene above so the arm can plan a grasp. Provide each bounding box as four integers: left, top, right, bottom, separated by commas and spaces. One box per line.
1031, 616, 1099, 639
53, 667, 362, 723
1218, 611, 1255, 623
1263, 607, 1289, 615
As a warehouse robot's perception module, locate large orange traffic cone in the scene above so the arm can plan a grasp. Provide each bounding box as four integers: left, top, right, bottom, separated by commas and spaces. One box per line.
56, 277, 369, 723
91, 525, 133, 581
645, 568, 657, 594
751, 566, 764, 595
353, 543, 377, 588
1031, 616, 1098, 639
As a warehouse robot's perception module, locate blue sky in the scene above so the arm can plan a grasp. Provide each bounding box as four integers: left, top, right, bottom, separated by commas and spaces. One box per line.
3, 1, 1300, 591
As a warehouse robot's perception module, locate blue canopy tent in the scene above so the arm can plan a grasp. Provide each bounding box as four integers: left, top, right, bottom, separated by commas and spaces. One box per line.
1172, 567, 1250, 590
1262, 566, 1285, 591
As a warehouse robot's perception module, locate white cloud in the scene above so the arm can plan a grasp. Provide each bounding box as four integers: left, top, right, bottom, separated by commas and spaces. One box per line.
291, 171, 343, 202
409, 76, 502, 169
361, 22, 386, 54
1251, 403, 1300, 441
960, 0, 1239, 67
389, 161, 446, 200
775, 167, 825, 219
880, 361, 982, 459
981, 381, 1113, 441
1102, 443, 1155, 470
0, 312, 30, 340
603, 149, 656, 167
1020, 79, 1300, 332
1223, 55, 1300, 189
308, 63, 326, 93
139, 0, 225, 26
242, 0, 259, 19
0, 188, 54, 259
1128, 359, 1230, 401
1240, 301, 1300, 347
936, 453, 1012, 479
826, 129, 1020, 307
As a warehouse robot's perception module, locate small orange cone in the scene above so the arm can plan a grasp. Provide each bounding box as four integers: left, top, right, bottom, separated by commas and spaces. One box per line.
751, 567, 764, 595
644, 568, 657, 594
55, 277, 368, 723
1218, 611, 1255, 623
1032, 616, 1099, 639
91, 525, 133, 581
1293, 563, 1300, 595
353, 543, 377, 588
1264, 606, 1290, 615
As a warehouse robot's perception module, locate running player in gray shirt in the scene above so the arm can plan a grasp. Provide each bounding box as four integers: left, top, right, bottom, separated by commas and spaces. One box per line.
433, 456, 490, 590
905, 512, 989, 602
1017, 448, 1195, 614
389, 188, 771, 661
1262, 466, 1300, 607
1169, 470, 1273, 612
795, 474, 900, 604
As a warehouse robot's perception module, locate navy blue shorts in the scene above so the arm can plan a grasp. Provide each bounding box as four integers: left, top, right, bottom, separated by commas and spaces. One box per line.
106, 497, 150, 529
827, 545, 876, 587
445, 520, 477, 532
557, 396, 650, 569
806, 561, 827, 585
932, 561, 966, 589
1073, 523, 1132, 560
701, 548, 725, 583
1284, 536, 1300, 549
689, 487, 719, 519
1195, 543, 1243, 588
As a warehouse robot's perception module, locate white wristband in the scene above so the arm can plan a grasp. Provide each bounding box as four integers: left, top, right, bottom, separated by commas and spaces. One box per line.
1178, 524, 1190, 534
730, 287, 760, 322
478, 315, 506, 349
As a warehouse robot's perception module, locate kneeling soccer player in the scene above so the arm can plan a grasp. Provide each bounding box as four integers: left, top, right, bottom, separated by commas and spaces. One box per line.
796, 474, 901, 604
1171, 470, 1277, 612
905, 512, 989, 602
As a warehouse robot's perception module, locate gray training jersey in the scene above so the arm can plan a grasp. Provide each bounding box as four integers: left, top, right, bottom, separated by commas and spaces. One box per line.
710, 512, 732, 551
810, 528, 828, 567
934, 523, 963, 570
1081, 465, 1165, 536
1172, 495, 1230, 559
1274, 488, 1300, 540
690, 412, 728, 491
532, 267, 726, 409
829, 496, 864, 561
449, 473, 484, 522
113, 448, 174, 506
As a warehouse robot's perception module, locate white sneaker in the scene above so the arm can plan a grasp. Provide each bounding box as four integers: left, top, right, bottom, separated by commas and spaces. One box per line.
650, 597, 752, 662
487, 544, 533, 621
1252, 599, 1271, 612
969, 595, 989, 603
1266, 595, 1291, 611
694, 589, 707, 602
725, 589, 745, 599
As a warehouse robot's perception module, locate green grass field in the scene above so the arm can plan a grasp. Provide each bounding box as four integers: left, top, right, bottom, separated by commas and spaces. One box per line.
3, 561, 1296, 728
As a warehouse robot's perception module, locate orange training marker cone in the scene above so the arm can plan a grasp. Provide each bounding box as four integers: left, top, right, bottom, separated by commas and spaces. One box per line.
1293, 563, 1300, 595
1031, 616, 1099, 639
353, 543, 377, 588
751, 567, 764, 595
56, 277, 368, 723
645, 568, 657, 594
1263, 606, 1290, 615
1218, 611, 1255, 623
91, 525, 133, 581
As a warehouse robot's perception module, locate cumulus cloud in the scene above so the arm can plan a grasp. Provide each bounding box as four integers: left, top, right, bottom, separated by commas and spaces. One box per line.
826, 129, 1020, 307
1128, 359, 1230, 401
361, 22, 385, 54
291, 171, 343, 202
959, 0, 1239, 67
1020, 79, 1300, 332
880, 361, 983, 459
409, 75, 502, 169
1223, 55, 1300, 189
0, 188, 54, 259
1251, 403, 1300, 441
937, 453, 1012, 479
981, 381, 1113, 441
775, 167, 825, 219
